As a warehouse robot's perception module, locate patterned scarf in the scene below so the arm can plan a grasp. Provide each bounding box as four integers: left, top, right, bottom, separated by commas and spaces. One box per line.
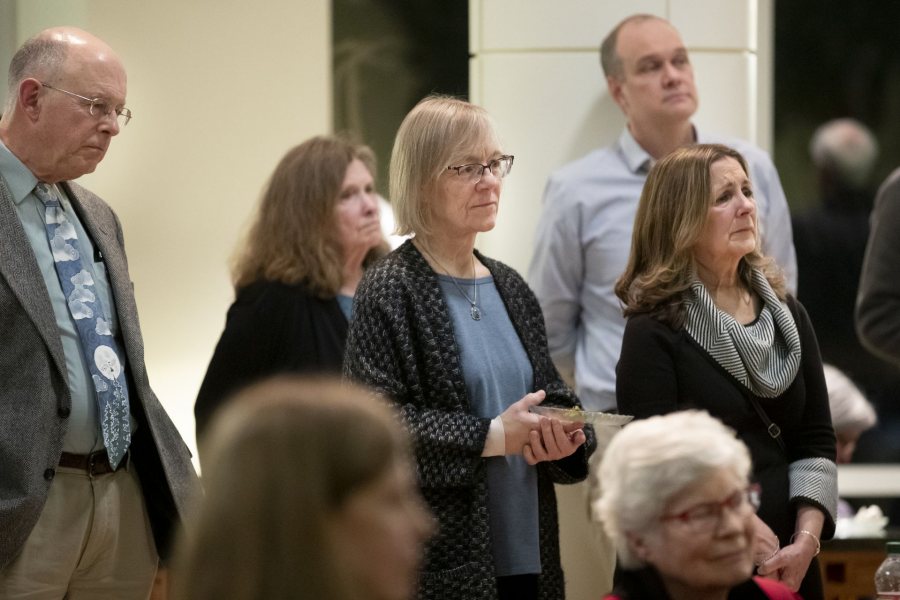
684, 268, 801, 398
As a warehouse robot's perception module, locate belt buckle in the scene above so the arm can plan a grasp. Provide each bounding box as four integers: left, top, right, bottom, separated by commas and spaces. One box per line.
86, 449, 106, 478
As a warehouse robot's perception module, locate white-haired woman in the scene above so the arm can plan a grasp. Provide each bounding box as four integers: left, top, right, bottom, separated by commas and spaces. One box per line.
596, 410, 802, 600
344, 95, 595, 600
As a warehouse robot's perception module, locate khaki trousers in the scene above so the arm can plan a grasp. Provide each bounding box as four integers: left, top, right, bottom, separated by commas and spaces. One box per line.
0, 464, 158, 600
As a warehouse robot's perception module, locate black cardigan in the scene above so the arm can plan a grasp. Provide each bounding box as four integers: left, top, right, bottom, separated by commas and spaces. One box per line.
194, 279, 347, 440
344, 241, 595, 600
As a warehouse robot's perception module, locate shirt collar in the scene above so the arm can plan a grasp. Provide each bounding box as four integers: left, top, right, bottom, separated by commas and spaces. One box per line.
617, 127, 653, 174
0, 139, 40, 206
617, 124, 700, 174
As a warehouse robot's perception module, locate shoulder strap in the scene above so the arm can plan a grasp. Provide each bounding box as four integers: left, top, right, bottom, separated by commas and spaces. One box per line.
745, 391, 786, 452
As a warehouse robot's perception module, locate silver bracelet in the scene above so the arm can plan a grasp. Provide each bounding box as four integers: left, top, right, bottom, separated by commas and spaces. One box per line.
790, 529, 821, 556
756, 547, 780, 566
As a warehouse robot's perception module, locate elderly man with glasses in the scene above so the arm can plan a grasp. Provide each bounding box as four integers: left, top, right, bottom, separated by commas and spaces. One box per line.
0, 26, 197, 598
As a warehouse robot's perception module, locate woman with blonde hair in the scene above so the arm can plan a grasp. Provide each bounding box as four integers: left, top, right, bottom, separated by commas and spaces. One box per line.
194, 136, 388, 441
344, 95, 594, 600
172, 376, 433, 600
615, 144, 836, 599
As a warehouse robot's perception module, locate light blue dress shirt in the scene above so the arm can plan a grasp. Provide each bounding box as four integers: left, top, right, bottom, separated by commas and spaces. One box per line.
0, 140, 118, 453
528, 126, 797, 412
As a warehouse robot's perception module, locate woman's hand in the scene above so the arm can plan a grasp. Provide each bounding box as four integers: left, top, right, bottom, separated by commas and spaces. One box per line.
757, 506, 824, 592
755, 536, 817, 591
523, 416, 586, 465
498, 390, 585, 462
751, 514, 780, 567
499, 390, 546, 454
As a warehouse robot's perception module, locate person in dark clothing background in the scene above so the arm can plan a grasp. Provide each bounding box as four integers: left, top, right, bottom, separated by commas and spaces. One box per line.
792, 118, 879, 383
794, 119, 900, 523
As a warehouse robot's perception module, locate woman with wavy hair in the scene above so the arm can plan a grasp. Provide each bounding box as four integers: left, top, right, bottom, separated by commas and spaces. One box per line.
614, 144, 836, 599
194, 136, 388, 443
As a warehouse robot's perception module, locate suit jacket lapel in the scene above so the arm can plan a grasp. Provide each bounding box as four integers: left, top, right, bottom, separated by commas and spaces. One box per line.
0, 176, 68, 379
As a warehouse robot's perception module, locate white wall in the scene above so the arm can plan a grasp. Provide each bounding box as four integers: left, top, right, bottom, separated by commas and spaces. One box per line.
469, 0, 772, 275
4, 0, 332, 464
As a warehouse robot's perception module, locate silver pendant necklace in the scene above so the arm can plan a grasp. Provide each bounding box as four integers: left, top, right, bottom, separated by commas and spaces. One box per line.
419, 244, 482, 321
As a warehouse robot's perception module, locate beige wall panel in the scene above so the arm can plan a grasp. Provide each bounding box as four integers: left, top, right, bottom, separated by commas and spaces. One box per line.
670, 0, 756, 50
474, 0, 665, 51
691, 51, 757, 142
473, 52, 623, 274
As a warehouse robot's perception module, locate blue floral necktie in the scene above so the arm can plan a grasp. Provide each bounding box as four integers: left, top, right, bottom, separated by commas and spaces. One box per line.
35, 183, 131, 468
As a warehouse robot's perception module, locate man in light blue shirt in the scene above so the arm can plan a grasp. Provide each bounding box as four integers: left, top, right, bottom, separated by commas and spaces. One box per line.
529, 14, 797, 414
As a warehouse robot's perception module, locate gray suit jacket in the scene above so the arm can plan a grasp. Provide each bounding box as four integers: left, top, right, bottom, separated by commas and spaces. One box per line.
0, 176, 198, 569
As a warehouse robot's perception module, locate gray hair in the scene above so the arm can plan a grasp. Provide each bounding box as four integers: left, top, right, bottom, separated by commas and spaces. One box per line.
594, 410, 752, 569
599, 14, 664, 79
809, 118, 879, 189
823, 364, 877, 433
6, 34, 68, 112
389, 95, 500, 238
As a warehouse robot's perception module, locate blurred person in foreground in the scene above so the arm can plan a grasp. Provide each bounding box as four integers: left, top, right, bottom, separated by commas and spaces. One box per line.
596, 410, 802, 600
194, 136, 388, 443
615, 144, 836, 598
172, 376, 434, 600
344, 95, 595, 600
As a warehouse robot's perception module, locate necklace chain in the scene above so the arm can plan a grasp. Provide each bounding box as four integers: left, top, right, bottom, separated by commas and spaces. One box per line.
418, 243, 482, 321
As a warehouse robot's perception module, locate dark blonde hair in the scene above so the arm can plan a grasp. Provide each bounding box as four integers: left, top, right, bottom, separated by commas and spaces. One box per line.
173, 376, 410, 600
390, 95, 500, 238
232, 136, 388, 297
615, 144, 784, 326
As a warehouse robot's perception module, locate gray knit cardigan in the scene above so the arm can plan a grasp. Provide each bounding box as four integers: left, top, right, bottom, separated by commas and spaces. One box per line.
344, 240, 596, 600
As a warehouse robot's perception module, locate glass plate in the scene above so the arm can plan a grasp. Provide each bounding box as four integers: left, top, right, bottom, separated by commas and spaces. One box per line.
530, 405, 634, 427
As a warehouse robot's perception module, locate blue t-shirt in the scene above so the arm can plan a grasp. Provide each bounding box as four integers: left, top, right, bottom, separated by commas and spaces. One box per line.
337, 294, 353, 321
437, 273, 540, 576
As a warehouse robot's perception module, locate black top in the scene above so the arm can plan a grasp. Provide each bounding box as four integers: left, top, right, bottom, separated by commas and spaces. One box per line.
616, 297, 836, 600
194, 279, 348, 440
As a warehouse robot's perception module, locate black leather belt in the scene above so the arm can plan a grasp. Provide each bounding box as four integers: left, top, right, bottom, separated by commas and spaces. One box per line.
59, 448, 126, 476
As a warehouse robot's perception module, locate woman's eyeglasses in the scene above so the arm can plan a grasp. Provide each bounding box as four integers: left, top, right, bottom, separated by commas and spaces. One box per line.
446, 155, 514, 184
660, 484, 761, 535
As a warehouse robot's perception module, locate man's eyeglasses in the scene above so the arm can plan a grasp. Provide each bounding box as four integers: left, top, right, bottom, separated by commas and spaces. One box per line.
446, 155, 514, 184
660, 484, 761, 535
40, 82, 132, 127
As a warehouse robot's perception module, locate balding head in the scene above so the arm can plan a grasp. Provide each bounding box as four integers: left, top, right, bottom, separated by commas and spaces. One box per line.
0, 27, 127, 182
5, 27, 124, 111
600, 14, 666, 80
